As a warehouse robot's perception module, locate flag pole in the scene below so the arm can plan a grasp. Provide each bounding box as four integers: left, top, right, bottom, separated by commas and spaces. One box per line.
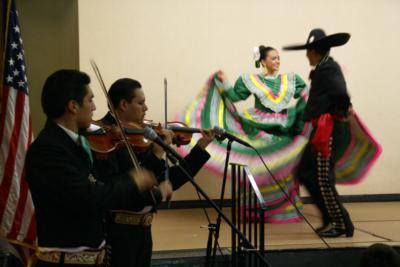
1, 0, 12, 103
0, 1, 37, 262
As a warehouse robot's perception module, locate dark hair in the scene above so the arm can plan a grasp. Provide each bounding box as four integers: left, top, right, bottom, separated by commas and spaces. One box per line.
108, 78, 142, 109
41, 69, 90, 119
360, 243, 400, 267
255, 46, 276, 68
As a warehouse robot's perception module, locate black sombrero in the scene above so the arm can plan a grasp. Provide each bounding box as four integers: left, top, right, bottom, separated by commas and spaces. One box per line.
283, 28, 350, 50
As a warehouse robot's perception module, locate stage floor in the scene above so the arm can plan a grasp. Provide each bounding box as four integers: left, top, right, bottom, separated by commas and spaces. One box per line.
152, 202, 400, 252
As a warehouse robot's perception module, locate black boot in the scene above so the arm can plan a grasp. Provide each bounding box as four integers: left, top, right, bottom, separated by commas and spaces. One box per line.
315, 223, 330, 233
318, 227, 354, 238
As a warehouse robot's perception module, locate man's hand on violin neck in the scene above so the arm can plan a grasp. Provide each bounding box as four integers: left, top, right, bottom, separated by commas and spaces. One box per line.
159, 180, 173, 202
130, 169, 157, 192
160, 129, 174, 144
197, 129, 216, 150
151, 129, 175, 159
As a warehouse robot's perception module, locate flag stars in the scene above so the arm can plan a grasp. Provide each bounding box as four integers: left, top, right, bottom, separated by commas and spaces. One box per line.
21, 65, 25, 71
18, 81, 25, 87
11, 42, 18, 49
6, 75, 13, 83
9, 58, 15, 66
17, 53, 23, 60
14, 26, 20, 33
13, 70, 20, 76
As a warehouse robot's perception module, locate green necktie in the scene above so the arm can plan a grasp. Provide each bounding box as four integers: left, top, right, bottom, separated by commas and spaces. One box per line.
79, 135, 93, 164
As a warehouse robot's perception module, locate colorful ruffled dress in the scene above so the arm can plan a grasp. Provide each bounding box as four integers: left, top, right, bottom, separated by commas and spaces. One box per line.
176, 72, 381, 223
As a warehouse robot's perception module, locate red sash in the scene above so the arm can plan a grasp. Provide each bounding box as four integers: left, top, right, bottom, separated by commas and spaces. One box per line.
311, 113, 345, 157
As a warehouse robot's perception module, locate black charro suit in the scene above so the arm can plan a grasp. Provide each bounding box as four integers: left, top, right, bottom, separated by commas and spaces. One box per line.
296, 57, 354, 236
92, 112, 211, 267
25, 120, 149, 266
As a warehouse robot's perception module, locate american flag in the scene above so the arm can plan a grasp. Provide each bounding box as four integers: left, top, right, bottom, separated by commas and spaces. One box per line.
0, 0, 36, 244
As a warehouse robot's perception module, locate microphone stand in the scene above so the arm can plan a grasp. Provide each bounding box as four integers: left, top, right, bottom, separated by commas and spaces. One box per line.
166, 151, 271, 267
205, 139, 232, 267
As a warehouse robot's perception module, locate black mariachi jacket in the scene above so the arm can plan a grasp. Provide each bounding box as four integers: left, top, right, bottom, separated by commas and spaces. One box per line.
25, 120, 146, 248
93, 112, 211, 208
303, 57, 351, 121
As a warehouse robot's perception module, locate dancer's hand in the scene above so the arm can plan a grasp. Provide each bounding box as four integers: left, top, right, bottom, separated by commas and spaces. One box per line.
348, 105, 354, 115
216, 70, 227, 82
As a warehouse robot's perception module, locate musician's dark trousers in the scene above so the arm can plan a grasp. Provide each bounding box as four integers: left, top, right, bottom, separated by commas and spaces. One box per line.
34, 261, 97, 267
107, 223, 152, 267
296, 121, 354, 233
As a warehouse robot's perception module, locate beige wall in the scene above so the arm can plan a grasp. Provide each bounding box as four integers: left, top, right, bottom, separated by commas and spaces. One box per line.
17, 0, 79, 135
77, 0, 400, 200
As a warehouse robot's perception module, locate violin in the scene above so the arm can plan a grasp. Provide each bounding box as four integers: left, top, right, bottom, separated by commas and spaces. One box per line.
85, 122, 150, 155
145, 120, 203, 146
85, 120, 205, 156
88, 60, 214, 162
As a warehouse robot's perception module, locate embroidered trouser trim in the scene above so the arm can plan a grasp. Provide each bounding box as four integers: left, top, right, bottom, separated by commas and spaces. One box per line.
317, 144, 346, 229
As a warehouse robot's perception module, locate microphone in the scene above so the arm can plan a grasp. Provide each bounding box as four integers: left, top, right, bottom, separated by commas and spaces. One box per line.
213, 126, 252, 148
143, 127, 186, 165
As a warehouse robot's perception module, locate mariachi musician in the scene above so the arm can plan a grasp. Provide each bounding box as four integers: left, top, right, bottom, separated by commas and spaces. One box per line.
25, 70, 156, 267
92, 78, 215, 267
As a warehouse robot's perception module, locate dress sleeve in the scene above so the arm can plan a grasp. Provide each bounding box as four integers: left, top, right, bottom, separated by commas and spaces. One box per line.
294, 74, 308, 99
221, 76, 252, 102
292, 74, 309, 133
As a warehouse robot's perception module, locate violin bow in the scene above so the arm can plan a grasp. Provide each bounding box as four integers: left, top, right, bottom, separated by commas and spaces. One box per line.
164, 78, 171, 184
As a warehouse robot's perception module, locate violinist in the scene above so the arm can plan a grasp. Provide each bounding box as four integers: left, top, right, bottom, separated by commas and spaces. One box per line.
93, 78, 215, 267
25, 70, 156, 267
